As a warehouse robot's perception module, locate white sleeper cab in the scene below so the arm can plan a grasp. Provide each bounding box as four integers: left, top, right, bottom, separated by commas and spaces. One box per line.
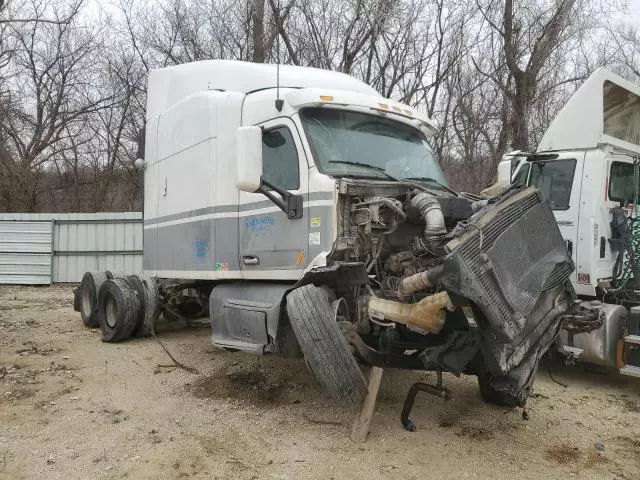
75, 60, 602, 413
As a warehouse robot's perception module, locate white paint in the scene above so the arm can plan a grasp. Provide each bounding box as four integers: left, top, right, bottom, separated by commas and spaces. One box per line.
235, 126, 263, 192
146, 60, 378, 120
285, 88, 438, 133
538, 68, 640, 154
496, 159, 513, 185
145, 269, 302, 281
304, 252, 330, 271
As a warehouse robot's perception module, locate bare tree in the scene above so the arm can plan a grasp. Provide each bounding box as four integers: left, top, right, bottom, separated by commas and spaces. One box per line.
0, 0, 636, 211
0, 1, 110, 211
474, 0, 587, 151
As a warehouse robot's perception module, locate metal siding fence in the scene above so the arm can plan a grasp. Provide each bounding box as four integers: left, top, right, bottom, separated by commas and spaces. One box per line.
0, 220, 53, 284
0, 213, 142, 284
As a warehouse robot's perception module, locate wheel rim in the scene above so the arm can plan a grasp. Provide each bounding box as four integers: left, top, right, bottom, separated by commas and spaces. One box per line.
105, 296, 118, 328
332, 297, 349, 322
82, 285, 93, 316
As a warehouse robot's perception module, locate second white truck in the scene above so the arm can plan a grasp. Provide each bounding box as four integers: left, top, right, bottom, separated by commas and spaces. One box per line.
497, 68, 640, 376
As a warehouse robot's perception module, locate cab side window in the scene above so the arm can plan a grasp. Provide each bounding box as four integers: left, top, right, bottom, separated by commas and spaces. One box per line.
262, 127, 300, 190
528, 159, 576, 210
609, 162, 638, 204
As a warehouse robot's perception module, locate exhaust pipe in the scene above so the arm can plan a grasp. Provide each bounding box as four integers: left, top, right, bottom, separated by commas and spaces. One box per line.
398, 265, 444, 298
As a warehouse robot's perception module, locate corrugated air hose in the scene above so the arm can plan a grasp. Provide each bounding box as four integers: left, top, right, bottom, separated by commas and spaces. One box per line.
621, 207, 640, 288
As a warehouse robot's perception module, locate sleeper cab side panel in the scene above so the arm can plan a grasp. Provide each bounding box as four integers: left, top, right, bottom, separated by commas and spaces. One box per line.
144, 91, 242, 279
143, 117, 160, 271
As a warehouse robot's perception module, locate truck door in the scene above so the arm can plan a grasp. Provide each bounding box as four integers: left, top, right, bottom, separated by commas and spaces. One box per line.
527, 154, 585, 285
238, 118, 309, 280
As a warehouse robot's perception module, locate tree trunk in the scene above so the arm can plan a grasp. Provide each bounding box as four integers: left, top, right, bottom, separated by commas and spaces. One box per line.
252, 0, 265, 63
511, 73, 534, 151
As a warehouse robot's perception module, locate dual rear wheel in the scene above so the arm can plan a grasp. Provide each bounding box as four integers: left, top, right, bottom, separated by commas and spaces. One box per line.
79, 272, 159, 343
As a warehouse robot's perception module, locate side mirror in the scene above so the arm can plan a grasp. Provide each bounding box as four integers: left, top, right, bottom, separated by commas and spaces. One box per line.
236, 126, 263, 192
496, 160, 512, 185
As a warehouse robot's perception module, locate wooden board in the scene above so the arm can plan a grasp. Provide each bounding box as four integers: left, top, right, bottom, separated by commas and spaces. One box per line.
349, 366, 384, 443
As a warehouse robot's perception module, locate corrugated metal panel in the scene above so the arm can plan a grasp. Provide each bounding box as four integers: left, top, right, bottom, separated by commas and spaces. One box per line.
52, 254, 143, 283
52, 215, 143, 283
0, 221, 52, 284
0, 213, 142, 284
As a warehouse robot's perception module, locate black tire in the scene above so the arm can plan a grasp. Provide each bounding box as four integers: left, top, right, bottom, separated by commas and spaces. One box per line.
79, 271, 108, 328
97, 278, 140, 343
476, 367, 534, 408
126, 274, 160, 337
477, 371, 510, 406
73, 287, 81, 312
286, 284, 368, 406
105, 270, 126, 279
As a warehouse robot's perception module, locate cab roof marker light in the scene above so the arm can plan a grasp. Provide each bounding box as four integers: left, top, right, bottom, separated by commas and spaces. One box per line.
378, 103, 389, 109
320, 95, 334, 101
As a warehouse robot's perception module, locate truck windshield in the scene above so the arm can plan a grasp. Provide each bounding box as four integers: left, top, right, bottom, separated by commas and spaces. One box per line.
299, 107, 447, 185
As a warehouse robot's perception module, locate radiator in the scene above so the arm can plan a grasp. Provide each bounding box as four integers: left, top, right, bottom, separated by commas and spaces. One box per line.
441, 187, 574, 372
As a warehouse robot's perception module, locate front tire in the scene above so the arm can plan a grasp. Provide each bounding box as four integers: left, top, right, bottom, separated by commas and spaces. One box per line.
286, 284, 368, 406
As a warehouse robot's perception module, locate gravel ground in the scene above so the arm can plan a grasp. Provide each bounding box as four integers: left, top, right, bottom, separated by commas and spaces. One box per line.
0, 285, 639, 480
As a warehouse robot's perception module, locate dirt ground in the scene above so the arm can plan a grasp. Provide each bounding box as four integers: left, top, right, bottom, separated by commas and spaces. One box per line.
0, 285, 639, 480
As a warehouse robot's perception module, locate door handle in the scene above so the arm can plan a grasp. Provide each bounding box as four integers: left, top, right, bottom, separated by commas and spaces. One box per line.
242, 255, 260, 265
565, 239, 573, 257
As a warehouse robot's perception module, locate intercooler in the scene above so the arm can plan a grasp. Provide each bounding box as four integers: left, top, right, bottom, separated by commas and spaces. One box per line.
440, 187, 574, 374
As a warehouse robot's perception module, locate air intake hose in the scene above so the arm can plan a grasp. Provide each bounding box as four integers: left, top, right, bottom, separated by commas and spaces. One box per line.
410, 193, 446, 240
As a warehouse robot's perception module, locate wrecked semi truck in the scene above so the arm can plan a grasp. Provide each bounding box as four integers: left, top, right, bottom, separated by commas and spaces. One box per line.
77, 60, 598, 408
495, 68, 640, 376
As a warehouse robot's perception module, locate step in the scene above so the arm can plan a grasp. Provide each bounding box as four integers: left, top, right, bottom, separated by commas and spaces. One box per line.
624, 335, 640, 346
619, 365, 640, 378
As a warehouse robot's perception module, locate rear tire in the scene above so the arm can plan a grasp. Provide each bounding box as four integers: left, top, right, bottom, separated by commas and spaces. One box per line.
80, 271, 108, 328
97, 278, 140, 343
286, 284, 368, 406
126, 275, 160, 337
73, 287, 81, 312
105, 270, 126, 280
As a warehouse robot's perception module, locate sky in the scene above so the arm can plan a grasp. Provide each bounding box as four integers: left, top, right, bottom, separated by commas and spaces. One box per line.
630, 0, 640, 21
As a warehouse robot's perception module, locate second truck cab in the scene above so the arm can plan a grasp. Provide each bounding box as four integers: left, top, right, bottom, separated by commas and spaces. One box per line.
498, 68, 640, 373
